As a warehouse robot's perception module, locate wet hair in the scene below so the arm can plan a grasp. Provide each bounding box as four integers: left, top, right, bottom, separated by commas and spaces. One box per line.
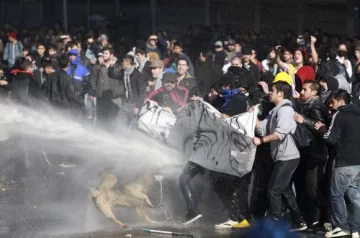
36, 42, 46, 49
177, 57, 189, 66
102, 46, 114, 55
173, 41, 183, 49
271, 81, 292, 100
19, 58, 33, 71
122, 55, 134, 65
303, 79, 321, 96
58, 53, 70, 69
65, 41, 76, 52
135, 46, 147, 56
42, 59, 53, 68
48, 44, 57, 51
331, 89, 351, 104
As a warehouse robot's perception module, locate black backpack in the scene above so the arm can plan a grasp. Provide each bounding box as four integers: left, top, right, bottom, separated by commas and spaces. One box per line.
276, 104, 313, 148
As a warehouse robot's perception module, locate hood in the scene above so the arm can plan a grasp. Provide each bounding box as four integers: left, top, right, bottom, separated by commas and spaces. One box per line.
323, 75, 339, 91
338, 104, 360, 116
70, 55, 81, 65
296, 66, 315, 85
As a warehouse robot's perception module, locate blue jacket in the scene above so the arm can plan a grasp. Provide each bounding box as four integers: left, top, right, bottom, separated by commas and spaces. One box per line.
66, 56, 89, 81
66, 56, 90, 95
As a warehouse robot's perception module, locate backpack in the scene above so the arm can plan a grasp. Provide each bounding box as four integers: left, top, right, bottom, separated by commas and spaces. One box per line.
277, 103, 313, 148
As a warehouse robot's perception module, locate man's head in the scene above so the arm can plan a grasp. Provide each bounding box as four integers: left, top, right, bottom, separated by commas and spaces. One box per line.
67, 49, 79, 62
227, 39, 235, 52
177, 58, 189, 76
37, 43, 46, 57
48, 45, 57, 56
102, 47, 114, 62
281, 48, 292, 62
19, 58, 33, 72
8, 32, 16, 43
162, 73, 177, 91
135, 46, 147, 62
235, 42, 242, 53
122, 55, 134, 70
269, 81, 292, 105
172, 41, 183, 54
242, 47, 252, 63
148, 34, 158, 47
330, 89, 350, 110
149, 59, 164, 78
42, 59, 54, 75
58, 53, 70, 70
231, 57, 242, 67
98, 34, 109, 47
214, 41, 223, 52
300, 80, 320, 101
97, 52, 104, 65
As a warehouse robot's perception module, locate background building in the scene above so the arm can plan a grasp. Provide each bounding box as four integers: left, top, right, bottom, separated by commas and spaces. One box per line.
0, 0, 359, 38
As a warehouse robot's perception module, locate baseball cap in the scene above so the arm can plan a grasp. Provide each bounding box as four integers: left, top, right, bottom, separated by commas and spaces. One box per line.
228, 39, 236, 45
215, 41, 223, 47
97, 52, 104, 57
162, 72, 177, 83
68, 49, 79, 56
149, 59, 164, 68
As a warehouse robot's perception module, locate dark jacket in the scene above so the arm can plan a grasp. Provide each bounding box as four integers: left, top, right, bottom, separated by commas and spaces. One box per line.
296, 97, 329, 160
44, 70, 84, 109
324, 104, 360, 167
122, 68, 146, 106
195, 60, 222, 94
243, 62, 261, 94
92, 63, 124, 99
221, 92, 250, 116
178, 73, 198, 98
9, 70, 44, 105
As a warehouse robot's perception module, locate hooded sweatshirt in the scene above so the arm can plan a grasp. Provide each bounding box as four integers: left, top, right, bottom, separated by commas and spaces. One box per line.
324, 104, 360, 167
256, 99, 299, 162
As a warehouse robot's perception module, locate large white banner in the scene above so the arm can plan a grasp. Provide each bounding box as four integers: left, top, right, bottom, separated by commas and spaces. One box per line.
136, 100, 259, 177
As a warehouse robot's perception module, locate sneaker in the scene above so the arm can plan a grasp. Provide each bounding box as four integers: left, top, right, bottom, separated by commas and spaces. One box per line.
353, 232, 360, 238
215, 219, 237, 229
183, 212, 202, 226
231, 219, 251, 229
325, 227, 350, 237
323, 222, 332, 232
289, 221, 308, 232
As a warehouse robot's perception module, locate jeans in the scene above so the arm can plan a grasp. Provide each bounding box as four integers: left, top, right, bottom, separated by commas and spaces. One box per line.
330, 165, 360, 233
178, 161, 205, 215
267, 159, 303, 223
210, 171, 251, 222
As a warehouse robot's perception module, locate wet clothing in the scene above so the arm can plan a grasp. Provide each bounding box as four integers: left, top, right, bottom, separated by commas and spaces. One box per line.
44, 69, 84, 110
9, 70, 44, 105
144, 86, 188, 113
256, 99, 299, 162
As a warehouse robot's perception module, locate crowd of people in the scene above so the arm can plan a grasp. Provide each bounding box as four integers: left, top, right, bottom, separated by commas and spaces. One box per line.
0, 23, 360, 238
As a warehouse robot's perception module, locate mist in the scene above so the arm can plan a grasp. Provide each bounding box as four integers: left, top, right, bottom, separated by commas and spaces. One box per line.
0, 101, 191, 236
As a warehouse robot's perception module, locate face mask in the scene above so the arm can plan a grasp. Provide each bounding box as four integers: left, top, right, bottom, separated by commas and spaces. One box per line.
338, 50, 347, 57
